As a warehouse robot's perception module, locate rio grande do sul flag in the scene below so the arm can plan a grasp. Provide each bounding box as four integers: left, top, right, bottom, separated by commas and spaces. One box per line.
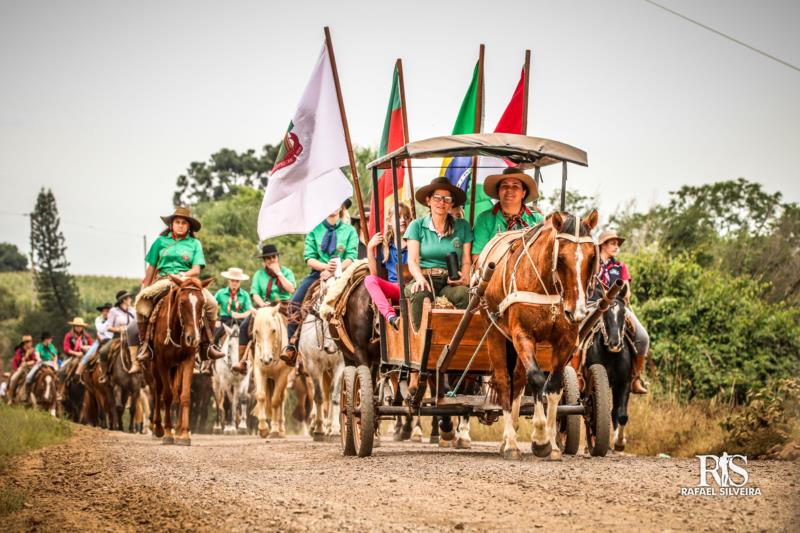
370, 63, 411, 236
257, 44, 352, 240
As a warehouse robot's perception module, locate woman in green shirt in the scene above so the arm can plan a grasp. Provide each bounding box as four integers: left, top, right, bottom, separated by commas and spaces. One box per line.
129, 206, 223, 372
281, 202, 358, 365
404, 177, 473, 329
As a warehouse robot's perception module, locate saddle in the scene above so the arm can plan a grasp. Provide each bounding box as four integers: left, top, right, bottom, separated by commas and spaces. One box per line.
323, 263, 372, 354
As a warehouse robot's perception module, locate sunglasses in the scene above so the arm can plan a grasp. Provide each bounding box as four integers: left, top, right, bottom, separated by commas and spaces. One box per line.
430, 194, 454, 204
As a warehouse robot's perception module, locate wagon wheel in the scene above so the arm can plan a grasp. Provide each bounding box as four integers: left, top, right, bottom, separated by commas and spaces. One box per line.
557, 365, 581, 455
340, 366, 356, 456
584, 363, 611, 457
351, 365, 375, 457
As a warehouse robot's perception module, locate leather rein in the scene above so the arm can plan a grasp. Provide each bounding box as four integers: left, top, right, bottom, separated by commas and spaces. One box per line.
163, 282, 205, 349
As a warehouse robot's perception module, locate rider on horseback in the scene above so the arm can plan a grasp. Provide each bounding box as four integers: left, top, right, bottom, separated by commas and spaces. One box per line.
92, 290, 136, 377
364, 203, 410, 330
213, 267, 252, 344
7, 335, 35, 403
20, 331, 59, 402
590, 230, 650, 394
130, 206, 224, 370
471, 167, 543, 260
72, 302, 112, 382
232, 245, 296, 374
280, 202, 358, 366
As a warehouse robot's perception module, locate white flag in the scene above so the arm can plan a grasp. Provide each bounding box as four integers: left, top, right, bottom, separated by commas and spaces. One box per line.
258, 44, 352, 240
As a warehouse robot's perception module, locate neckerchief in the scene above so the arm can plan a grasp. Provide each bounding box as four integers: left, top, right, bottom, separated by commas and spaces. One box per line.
598, 257, 619, 287
320, 220, 340, 256
492, 203, 532, 231
226, 288, 240, 315
265, 267, 279, 301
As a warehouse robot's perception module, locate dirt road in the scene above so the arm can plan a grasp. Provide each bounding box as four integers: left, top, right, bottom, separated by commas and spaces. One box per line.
4, 427, 798, 532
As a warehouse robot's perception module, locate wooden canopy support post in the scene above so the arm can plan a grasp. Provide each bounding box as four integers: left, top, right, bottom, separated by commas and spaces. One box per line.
324, 26, 368, 245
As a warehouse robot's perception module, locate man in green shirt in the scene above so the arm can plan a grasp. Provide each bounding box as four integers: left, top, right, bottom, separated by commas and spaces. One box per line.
471, 167, 544, 260
214, 267, 252, 344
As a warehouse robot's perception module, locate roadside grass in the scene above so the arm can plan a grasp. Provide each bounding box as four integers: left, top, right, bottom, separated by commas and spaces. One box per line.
0, 271, 139, 313
0, 403, 73, 516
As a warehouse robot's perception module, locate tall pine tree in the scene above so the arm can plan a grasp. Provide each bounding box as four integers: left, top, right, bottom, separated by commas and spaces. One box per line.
30, 188, 79, 340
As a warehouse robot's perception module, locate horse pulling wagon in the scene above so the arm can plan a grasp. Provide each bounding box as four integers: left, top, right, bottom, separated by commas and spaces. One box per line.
338, 133, 622, 459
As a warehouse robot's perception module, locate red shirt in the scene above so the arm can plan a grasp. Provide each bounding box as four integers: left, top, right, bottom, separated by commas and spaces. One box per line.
63, 331, 93, 355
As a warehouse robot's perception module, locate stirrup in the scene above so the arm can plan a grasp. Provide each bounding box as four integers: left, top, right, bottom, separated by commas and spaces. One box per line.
279, 345, 297, 366
136, 344, 152, 362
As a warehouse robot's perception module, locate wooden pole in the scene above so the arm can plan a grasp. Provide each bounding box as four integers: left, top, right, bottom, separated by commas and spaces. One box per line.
324, 26, 368, 245
522, 50, 531, 135
395, 58, 416, 218
469, 44, 485, 225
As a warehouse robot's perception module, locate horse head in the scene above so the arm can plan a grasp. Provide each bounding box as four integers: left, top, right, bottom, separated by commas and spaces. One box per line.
549, 210, 599, 323
167, 275, 214, 348
253, 306, 286, 365
601, 284, 628, 352
220, 323, 240, 368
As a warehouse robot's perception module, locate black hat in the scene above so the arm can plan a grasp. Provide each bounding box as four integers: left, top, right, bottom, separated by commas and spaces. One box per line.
343, 198, 353, 210
115, 290, 132, 305
96, 302, 113, 312
258, 244, 279, 258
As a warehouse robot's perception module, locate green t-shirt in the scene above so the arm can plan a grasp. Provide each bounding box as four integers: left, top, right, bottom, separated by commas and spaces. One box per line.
214, 287, 252, 318
145, 234, 206, 275
472, 206, 544, 255
251, 266, 296, 302
403, 215, 474, 269
35, 342, 58, 362
303, 221, 358, 264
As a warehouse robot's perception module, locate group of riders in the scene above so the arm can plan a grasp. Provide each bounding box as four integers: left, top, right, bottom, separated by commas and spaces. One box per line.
4, 165, 650, 409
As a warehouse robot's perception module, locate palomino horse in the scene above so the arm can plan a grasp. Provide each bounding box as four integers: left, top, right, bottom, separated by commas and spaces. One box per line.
149, 275, 214, 445
585, 285, 634, 452
108, 334, 143, 432
298, 283, 345, 441
251, 305, 292, 438
212, 323, 247, 435
479, 211, 599, 460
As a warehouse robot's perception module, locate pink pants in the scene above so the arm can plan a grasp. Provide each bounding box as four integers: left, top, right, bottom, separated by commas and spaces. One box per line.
364, 275, 400, 320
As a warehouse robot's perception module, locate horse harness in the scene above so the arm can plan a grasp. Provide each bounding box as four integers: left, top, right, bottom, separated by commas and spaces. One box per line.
161, 282, 207, 349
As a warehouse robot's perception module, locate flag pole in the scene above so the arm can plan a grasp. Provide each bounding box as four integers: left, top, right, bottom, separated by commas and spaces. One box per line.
469, 44, 485, 225
396, 58, 416, 218
522, 49, 531, 135
324, 26, 368, 244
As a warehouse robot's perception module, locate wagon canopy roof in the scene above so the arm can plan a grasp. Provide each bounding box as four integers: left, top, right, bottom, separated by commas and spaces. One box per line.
366, 133, 588, 170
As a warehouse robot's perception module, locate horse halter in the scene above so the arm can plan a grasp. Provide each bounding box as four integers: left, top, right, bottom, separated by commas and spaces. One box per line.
163, 282, 205, 348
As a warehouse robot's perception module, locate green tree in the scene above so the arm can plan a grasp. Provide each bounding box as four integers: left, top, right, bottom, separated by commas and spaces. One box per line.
29, 189, 80, 340
0, 243, 28, 272
173, 145, 280, 206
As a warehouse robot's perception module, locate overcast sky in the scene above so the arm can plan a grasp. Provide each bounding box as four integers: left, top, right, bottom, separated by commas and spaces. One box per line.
1, 0, 798, 278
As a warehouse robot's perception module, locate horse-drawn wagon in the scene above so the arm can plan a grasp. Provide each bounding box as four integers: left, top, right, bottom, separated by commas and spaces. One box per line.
338, 133, 620, 459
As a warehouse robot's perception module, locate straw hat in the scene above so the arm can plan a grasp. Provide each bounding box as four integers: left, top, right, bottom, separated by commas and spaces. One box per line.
21, 335, 33, 343
161, 206, 201, 232
67, 317, 90, 328
221, 267, 249, 281
415, 176, 467, 208
597, 230, 626, 246
483, 167, 538, 202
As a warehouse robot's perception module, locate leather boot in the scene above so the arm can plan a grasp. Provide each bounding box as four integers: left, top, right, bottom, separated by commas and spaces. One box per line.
631, 353, 649, 394
280, 345, 297, 367
232, 345, 248, 375
127, 346, 142, 374
201, 341, 225, 361
136, 315, 152, 362
98, 362, 109, 384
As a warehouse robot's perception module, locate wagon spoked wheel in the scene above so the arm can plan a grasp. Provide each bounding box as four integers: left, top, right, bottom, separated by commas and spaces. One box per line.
351, 365, 375, 457
558, 365, 581, 455
340, 366, 356, 456
584, 363, 611, 457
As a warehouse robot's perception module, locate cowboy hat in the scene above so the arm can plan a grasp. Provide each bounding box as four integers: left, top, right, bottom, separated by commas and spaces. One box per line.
115, 290, 132, 305
415, 176, 467, 208
95, 302, 113, 312
21, 335, 32, 343
257, 244, 279, 258
483, 167, 538, 202
221, 267, 249, 281
161, 206, 201, 232
597, 230, 626, 246
67, 317, 90, 328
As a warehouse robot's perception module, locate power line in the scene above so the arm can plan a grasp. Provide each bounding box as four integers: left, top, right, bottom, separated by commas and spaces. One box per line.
643, 0, 800, 73
0, 211, 142, 238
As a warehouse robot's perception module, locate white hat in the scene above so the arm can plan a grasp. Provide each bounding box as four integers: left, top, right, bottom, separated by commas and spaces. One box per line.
220, 267, 249, 281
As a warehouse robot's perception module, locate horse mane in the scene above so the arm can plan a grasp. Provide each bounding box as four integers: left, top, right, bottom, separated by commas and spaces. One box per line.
254, 306, 286, 361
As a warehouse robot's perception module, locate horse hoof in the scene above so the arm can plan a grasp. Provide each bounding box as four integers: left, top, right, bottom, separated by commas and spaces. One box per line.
223, 428, 236, 436
312, 432, 326, 442
162, 436, 175, 445
503, 447, 522, 461
532, 441, 552, 458
455, 438, 472, 450
212, 427, 222, 435
393, 431, 404, 442
268, 431, 284, 439
258, 428, 269, 439
549, 449, 563, 461
440, 429, 455, 441
614, 443, 626, 452
429, 435, 439, 444
176, 438, 191, 447
410, 434, 422, 443
237, 427, 247, 435
154, 427, 165, 438
438, 437, 454, 448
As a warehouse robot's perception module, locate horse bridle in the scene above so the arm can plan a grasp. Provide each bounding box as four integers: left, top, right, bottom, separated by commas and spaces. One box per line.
163, 283, 205, 348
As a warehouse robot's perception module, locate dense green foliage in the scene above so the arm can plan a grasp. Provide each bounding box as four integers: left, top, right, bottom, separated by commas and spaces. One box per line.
0, 243, 27, 272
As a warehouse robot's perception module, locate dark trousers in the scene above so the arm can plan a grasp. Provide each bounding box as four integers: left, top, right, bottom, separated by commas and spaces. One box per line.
214, 316, 235, 345
286, 270, 321, 344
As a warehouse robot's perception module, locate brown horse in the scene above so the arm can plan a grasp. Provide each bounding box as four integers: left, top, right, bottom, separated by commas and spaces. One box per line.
27, 365, 59, 417
149, 275, 214, 445
479, 211, 598, 460
80, 361, 119, 428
